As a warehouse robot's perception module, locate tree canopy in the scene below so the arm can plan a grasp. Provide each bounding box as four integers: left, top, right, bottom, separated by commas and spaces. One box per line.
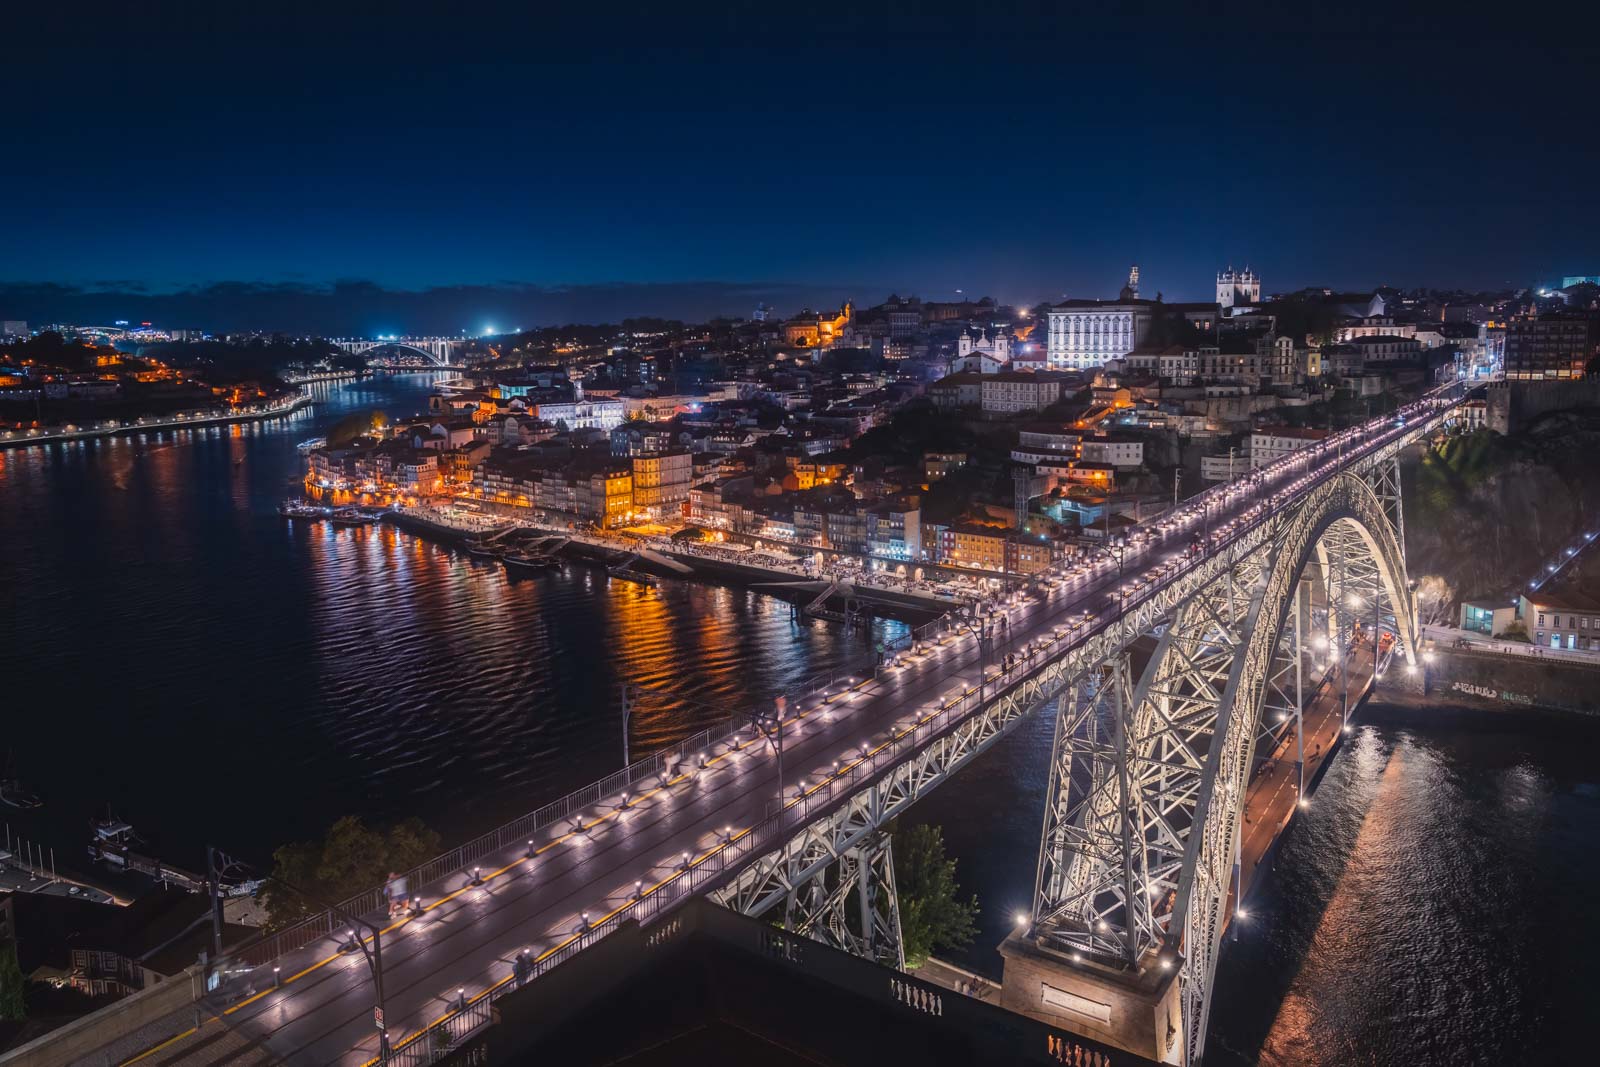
259, 815, 441, 928
892, 823, 979, 969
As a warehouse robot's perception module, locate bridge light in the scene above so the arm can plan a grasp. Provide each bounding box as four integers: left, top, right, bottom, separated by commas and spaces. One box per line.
1014, 912, 1029, 927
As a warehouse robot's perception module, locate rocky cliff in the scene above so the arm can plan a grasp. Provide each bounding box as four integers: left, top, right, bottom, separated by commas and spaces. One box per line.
1402, 410, 1600, 602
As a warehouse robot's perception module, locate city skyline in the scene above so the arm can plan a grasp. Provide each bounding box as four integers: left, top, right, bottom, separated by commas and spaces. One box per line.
4, 5, 1597, 333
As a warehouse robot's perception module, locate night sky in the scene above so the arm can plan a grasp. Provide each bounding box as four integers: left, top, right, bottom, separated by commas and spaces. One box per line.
5, 3, 1596, 332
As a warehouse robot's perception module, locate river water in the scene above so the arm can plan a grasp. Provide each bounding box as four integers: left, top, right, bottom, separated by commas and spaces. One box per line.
0, 373, 903, 868
3, 373, 1591, 1064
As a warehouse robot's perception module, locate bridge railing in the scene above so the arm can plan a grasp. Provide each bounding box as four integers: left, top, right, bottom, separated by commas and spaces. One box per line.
377, 636, 1031, 1064
228, 632, 921, 971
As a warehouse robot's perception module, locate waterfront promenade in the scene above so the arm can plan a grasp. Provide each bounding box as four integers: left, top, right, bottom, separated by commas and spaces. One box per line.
0, 392, 311, 449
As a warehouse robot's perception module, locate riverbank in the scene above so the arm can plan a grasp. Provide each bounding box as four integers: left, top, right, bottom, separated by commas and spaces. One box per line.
0, 392, 312, 449
379, 506, 954, 623
1384, 644, 1600, 717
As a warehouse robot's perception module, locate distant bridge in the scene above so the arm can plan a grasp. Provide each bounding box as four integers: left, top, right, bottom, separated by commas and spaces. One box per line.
332, 337, 460, 366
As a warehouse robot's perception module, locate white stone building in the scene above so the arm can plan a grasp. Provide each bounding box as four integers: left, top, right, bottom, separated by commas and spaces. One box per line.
1046, 301, 1154, 370
1216, 266, 1261, 309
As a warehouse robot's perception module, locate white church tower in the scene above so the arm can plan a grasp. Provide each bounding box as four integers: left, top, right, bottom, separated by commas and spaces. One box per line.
1216, 266, 1261, 309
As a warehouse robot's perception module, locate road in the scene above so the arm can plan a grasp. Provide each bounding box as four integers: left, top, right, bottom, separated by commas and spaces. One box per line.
125, 386, 1463, 1064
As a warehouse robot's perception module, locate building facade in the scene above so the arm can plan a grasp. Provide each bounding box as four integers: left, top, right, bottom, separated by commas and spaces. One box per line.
1215, 267, 1260, 309
1045, 301, 1154, 371
1504, 314, 1599, 381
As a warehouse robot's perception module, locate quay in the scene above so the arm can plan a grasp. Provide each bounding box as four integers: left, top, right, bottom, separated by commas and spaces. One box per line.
377, 504, 970, 618
0, 392, 312, 450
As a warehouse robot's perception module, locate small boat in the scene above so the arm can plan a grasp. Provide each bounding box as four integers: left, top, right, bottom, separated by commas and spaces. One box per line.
329, 507, 377, 527
607, 567, 656, 586
504, 551, 558, 572
467, 540, 503, 559
1, 754, 42, 809
1, 779, 42, 810
296, 436, 327, 454
279, 499, 328, 518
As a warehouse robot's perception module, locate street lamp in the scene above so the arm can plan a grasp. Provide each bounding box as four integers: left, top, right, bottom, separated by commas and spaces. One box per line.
258, 876, 392, 1061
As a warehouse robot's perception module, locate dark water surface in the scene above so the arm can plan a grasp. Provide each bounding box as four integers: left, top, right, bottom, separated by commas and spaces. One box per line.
907, 703, 1600, 1066
0, 372, 901, 871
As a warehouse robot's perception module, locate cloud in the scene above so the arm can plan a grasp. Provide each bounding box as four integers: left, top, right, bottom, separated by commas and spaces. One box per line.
0, 279, 875, 336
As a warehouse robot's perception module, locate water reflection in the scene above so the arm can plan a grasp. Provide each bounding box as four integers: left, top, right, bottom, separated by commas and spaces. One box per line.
0, 372, 901, 874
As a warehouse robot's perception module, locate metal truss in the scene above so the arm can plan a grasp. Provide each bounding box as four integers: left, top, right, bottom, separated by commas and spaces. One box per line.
712, 418, 1439, 1065
710, 670, 1067, 962
1029, 470, 1417, 1066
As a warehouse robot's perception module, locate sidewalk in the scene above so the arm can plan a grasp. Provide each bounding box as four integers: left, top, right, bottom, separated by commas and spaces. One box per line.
1422, 623, 1600, 665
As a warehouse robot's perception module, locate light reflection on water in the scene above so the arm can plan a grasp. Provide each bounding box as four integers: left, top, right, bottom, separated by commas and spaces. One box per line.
908, 710, 1600, 1066
0, 372, 903, 870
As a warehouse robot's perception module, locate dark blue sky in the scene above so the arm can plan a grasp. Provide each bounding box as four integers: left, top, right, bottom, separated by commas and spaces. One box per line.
5, 3, 1596, 332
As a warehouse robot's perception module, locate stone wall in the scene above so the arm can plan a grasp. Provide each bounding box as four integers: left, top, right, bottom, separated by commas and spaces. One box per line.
1384, 646, 1600, 716
1485, 378, 1600, 434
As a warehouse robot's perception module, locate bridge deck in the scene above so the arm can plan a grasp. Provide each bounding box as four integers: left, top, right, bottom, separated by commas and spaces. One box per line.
118, 391, 1461, 1064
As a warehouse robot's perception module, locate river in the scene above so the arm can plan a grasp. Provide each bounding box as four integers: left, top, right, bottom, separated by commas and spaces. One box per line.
907, 699, 1600, 1065
0, 372, 903, 871
2, 373, 1591, 1064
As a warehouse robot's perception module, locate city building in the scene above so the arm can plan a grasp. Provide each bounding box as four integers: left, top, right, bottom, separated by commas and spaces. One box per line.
1249, 425, 1329, 468
531, 397, 626, 431
1215, 266, 1261, 309
784, 302, 854, 348
1459, 598, 1517, 636
1521, 590, 1600, 651
1045, 300, 1155, 371
954, 327, 1012, 365
980, 372, 1064, 415
1504, 313, 1600, 381
929, 373, 983, 411
1077, 434, 1144, 468
1344, 335, 1422, 364
575, 464, 635, 527
865, 501, 922, 561
630, 449, 693, 517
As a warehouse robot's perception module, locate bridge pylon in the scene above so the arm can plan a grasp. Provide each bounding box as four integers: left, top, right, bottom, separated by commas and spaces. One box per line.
1010, 468, 1418, 1065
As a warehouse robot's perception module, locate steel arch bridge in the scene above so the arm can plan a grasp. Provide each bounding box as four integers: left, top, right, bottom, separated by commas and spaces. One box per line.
1027, 469, 1415, 1063
711, 413, 1438, 1066
174, 388, 1462, 1067
332, 336, 459, 365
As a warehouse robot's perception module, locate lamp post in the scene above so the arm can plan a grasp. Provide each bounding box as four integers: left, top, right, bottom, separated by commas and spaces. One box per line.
753, 697, 787, 810
267, 877, 391, 1062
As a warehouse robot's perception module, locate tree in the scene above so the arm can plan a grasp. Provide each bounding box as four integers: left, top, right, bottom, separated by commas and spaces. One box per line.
0, 940, 26, 1022
259, 815, 441, 928
1415, 574, 1456, 627
892, 824, 978, 969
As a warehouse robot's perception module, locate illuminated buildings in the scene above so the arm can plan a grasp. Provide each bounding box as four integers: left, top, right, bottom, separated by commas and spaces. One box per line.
783, 302, 854, 348
1045, 271, 1157, 372
980, 372, 1065, 415
1249, 425, 1329, 469
530, 396, 625, 431
935, 524, 1054, 575
630, 449, 693, 517
1215, 266, 1261, 309
576, 465, 635, 527
1504, 313, 1600, 380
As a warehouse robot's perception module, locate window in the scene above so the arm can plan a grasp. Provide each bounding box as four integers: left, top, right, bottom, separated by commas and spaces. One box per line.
1551, 634, 1561, 649
1538, 613, 1546, 627
1536, 631, 1544, 643
1583, 617, 1590, 629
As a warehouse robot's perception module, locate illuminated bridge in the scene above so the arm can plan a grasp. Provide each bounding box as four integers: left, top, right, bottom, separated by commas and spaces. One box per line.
126, 384, 1464, 1066
331, 337, 460, 366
